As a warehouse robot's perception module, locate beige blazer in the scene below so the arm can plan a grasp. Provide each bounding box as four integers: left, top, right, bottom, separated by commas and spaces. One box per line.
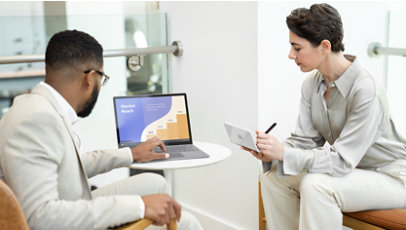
0, 83, 142, 230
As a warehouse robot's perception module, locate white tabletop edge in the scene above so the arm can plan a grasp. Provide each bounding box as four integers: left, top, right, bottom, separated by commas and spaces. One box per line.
129, 141, 231, 170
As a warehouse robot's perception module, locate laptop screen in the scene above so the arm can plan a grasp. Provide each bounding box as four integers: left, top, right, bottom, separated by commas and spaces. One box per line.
113, 93, 193, 147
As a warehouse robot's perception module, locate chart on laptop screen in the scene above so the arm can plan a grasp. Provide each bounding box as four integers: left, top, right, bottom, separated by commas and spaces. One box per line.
115, 95, 190, 145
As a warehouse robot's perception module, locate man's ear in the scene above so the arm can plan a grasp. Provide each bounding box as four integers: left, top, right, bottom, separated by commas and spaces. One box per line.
82, 70, 93, 88
320, 40, 331, 53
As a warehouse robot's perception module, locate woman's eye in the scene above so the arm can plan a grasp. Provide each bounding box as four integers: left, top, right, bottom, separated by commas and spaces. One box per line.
294, 48, 301, 51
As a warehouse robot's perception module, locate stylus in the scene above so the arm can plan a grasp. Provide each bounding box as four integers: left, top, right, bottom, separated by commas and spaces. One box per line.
265, 123, 277, 134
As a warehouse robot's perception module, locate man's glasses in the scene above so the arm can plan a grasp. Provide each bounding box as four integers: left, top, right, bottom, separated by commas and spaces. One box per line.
83, 69, 110, 86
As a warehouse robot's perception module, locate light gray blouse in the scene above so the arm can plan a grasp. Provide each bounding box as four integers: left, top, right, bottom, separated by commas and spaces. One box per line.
264, 56, 406, 184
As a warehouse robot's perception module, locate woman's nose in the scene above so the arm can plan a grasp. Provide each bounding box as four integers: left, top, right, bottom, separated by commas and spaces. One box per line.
288, 50, 296, 60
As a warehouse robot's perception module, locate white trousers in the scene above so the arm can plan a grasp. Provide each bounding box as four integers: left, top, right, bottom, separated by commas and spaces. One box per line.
92, 173, 204, 230
260, 165, 406, 230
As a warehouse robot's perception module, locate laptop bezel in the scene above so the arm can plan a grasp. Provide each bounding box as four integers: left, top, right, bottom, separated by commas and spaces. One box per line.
113, 93, 194, 147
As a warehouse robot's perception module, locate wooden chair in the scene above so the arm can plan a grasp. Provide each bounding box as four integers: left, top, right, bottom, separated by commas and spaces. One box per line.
0, 179, 177, 230
0, 179, 29, 230
117, 219, 177, 230
258, 182, 266, 230
342, 209, 406, 230
258, 181, 406, 230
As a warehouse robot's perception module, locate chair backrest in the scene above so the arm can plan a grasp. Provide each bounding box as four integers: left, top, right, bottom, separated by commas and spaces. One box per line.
0, 179, 29, 230
0, 179, 177, 230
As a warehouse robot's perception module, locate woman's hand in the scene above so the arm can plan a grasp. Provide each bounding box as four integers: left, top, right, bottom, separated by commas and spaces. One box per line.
241, 131, 284, 162
256, 130, 284, 161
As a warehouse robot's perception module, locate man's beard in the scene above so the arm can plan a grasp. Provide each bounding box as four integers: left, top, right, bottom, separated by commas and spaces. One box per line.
77, 84, 99, 118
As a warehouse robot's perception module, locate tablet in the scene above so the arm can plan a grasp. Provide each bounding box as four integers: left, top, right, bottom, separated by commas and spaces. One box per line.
224, 122, 259, 151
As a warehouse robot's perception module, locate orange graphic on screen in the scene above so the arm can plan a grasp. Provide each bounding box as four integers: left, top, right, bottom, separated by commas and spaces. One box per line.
146, 114, 189, 140
141, 96, 190, 141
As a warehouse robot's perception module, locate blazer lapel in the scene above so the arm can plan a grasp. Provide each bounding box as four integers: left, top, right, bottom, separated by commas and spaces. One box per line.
31, 84, 92, 198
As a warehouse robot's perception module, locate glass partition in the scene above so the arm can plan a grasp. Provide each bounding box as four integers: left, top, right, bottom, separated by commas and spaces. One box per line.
0, 13, 169, 118
124, 13, 169, 95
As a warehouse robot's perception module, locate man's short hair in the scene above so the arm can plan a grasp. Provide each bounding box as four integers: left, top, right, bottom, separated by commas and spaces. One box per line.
286, 3, 345, 52
45, 30, 103, 70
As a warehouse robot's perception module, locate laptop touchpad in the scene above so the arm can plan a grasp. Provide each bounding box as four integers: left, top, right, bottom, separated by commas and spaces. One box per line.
170, 153, 184, 158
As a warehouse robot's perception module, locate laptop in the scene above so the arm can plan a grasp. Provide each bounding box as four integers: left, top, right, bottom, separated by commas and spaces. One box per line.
113, 93, 209, 162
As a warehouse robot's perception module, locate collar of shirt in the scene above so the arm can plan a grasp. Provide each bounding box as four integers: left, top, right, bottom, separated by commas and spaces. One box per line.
39, 82, 79, 126
316, 55, 359, 99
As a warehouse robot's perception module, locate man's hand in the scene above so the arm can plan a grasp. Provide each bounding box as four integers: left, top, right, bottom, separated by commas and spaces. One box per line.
240, 130, 284, 162
131, 137, 168, 162
141, 194, 181, 226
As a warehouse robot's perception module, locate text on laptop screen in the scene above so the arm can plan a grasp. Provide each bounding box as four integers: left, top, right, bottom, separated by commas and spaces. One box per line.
114, 95, 190, 146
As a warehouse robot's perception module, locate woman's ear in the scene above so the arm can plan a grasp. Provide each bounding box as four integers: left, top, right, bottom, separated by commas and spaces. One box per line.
320, 39, 331, 53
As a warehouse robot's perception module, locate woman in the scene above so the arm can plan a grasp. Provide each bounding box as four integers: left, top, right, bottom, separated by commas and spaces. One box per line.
243, 3, 406, 230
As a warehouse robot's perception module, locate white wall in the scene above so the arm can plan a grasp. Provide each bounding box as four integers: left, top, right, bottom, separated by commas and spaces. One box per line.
161, 2, 259, 229
259, 2, 405, 230
64, 2, 130, 187
163, 1, 406, 229
258, 3, 406, 230
386, 7, 406, 136
258, 1, 390, 141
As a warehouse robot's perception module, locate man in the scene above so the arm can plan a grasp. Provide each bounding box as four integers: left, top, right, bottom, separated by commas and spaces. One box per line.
0, 30, 203, 230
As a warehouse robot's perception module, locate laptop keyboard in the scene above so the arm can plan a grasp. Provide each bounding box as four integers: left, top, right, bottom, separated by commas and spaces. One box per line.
149, 144, 209, 161
154, 145, 200, 153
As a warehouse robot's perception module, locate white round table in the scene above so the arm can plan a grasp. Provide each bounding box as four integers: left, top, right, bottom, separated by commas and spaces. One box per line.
130, 141, 231, 196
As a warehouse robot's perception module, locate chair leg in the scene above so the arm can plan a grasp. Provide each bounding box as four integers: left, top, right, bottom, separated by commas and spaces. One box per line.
116, 219, 153, 230
167, 219, 177, 230
116, 219, 177, 230
259, 181, 266, 230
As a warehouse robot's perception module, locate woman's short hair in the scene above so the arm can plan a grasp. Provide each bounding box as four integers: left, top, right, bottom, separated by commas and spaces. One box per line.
45, 30, 103, 69
286, 3, 345, 52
